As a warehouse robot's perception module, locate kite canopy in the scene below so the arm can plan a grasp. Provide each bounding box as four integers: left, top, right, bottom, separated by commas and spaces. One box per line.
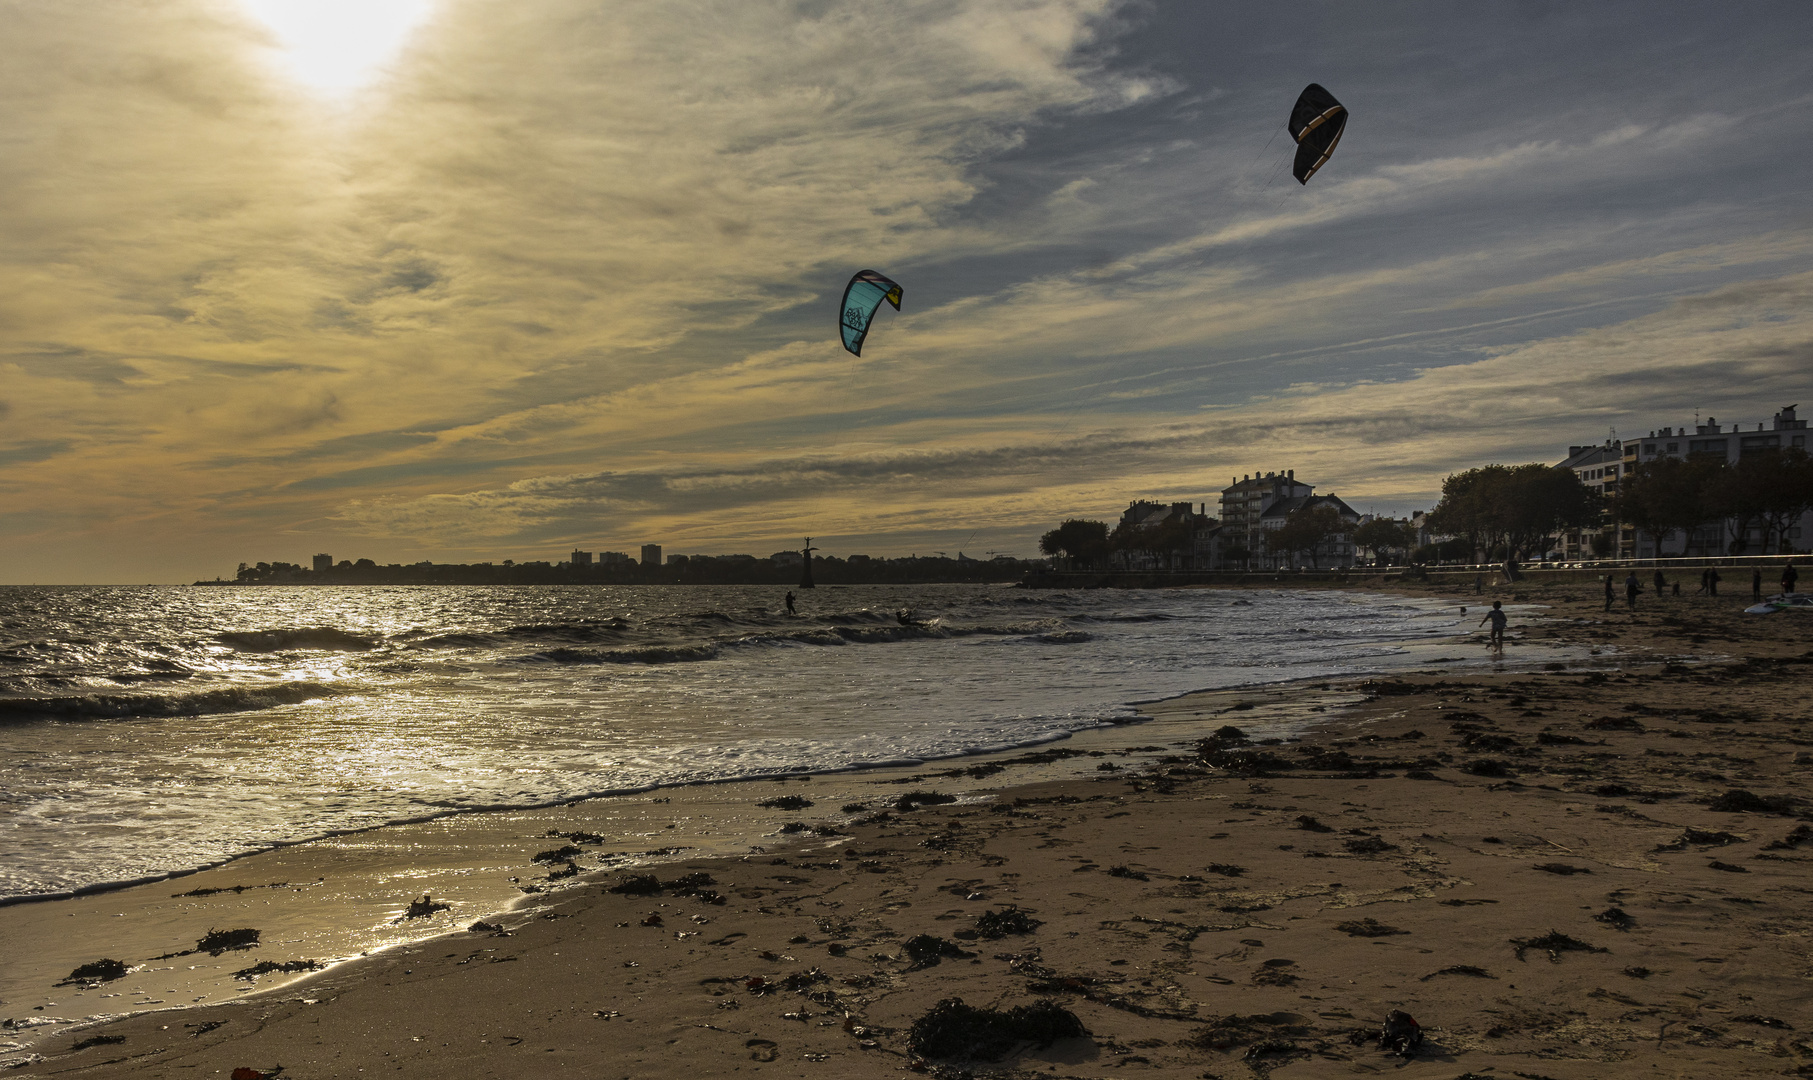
839, 269, 903, 356
1287, 83, 1347, 185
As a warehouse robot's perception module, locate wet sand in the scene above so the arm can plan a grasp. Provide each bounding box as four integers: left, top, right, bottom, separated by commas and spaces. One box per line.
8, 581, 1812, 1078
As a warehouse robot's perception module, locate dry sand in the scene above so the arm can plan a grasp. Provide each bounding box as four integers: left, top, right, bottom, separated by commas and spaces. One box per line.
8, 581, 1813, 1079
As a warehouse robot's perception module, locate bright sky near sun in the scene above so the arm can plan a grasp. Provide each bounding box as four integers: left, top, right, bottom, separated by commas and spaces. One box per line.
2, 1, 1811, 583
241, 0, 434, 93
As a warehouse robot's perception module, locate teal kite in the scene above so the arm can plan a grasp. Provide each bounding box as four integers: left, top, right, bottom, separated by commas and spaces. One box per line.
839, 270, 903, 356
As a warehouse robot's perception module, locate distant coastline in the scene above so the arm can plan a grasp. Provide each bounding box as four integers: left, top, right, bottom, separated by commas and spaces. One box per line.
195, 554, 1040, 587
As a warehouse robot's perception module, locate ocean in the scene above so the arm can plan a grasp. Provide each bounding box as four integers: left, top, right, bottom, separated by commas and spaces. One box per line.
0, 583, 1470, 901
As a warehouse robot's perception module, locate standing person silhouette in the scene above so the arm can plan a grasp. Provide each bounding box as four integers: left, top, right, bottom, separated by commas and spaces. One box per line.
1625, 571, 1641, 611
1603, 574, 1614, 612
1707, 566, 1721, 597
1653, 569, 1667, 598
1784, 561, 1800, 594
1753, 567, 1763, 599
784, 590, 796, 615
1479, 600, 1507, 651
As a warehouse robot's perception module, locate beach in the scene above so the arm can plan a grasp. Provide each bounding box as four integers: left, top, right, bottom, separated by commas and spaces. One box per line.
7, 580, 1812, 1078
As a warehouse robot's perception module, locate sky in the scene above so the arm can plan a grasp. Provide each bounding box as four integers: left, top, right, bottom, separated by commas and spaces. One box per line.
3, 0, 1811, 583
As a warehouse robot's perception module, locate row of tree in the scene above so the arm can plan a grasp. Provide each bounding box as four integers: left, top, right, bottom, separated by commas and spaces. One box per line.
1425, 463, 1603, 564
1038, 445, 1812, 573
1617, 447, 1813, 556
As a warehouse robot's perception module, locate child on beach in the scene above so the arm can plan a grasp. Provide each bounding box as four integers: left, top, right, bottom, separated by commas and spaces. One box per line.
1479, 600, 1507, 650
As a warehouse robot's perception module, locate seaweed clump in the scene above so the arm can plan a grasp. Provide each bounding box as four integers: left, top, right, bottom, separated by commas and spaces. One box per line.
895, 791, 959, 812
1334, 918, 1406, 937
56, 959, 130, 986
1708, 789, 1798, 815
232, 959, 324, 980
907, 997, 1087, 1061
758, 795, 814, 811
1510, 930, 1607, 963
901, 934, 976, 969
197, 928, 261, 954
973, 906, 1042, 939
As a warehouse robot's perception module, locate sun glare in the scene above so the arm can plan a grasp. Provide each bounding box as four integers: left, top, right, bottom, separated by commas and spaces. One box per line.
242, 0, 435, 94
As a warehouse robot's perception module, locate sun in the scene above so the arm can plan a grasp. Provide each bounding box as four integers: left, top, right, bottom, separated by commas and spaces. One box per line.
241, 0, 436, 95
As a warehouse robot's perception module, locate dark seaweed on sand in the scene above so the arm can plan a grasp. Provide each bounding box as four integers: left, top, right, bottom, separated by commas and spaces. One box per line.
1343, 835, 1398, 855
1707, 789, 1799, 815
398, 895, 450, 921
902, 934, 976, 968
543, 829, 605, 844
198, 927, 261, 954
907, 997, 1087, 1061
57, 958, 130, 986
1511, 930, 1607, 962
1462, 759, 1514, 777
1106, 865, 1149, 880
232, 959, 324, 980
70, 1035, 126, 1052
1334, 918, 1407, 937
1186, 1012, 1312, 1051
532, 845, 583, 863
1419, 965, 1494, 981
1594, 907, 1636, 930
1294, 815, 1334, 833
608, 873, 662, 895
1532, 863, 1591, 875
758, 795, 814, 811
1655, 828, 1744, 851
894, 791, 958, 811
1763, 824, 1813, 850
973, 906, 1042, 939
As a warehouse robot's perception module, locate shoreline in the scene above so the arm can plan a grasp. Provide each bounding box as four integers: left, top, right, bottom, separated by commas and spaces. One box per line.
14, 580, 1809, 1076
0, 587, 1493, 911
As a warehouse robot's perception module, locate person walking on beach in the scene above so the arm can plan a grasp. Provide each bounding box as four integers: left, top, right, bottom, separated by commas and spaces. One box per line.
1654, 569, 1667, 598
1785, 561, 1800, 594
784, 590, 796, 615
1707, 566, 1721, 597
1479, 600, 1507, 651
1753, 567, 1764, 600
1625, 571, 1641, 611
1604, 574, 1615, 612
1697, 567, 1710, 595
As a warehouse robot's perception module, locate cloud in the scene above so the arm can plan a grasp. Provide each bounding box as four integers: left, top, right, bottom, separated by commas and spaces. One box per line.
4, 2, 1813, 579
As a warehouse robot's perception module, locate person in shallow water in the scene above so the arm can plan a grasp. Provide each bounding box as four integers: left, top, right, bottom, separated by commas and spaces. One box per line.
784, 590, 796, 615
1604, 574, 1614, 612
1478, 600, 1507, 651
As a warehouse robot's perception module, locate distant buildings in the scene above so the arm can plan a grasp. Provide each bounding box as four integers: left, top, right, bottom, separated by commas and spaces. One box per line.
641, 544, 662, 566
1559, 403, 1810, 558
570, 550, 593, 567
312, 553, 332, 572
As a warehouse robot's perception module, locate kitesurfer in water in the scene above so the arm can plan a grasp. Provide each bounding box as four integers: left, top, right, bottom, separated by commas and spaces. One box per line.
785, 590, 796, 615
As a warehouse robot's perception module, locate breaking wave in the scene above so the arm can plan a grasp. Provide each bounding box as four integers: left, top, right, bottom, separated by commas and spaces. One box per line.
0, 681, 345, 723
217, 628, 378, 653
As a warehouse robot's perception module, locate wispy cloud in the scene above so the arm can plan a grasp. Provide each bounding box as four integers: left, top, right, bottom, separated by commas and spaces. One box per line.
2, 2, 1811, 579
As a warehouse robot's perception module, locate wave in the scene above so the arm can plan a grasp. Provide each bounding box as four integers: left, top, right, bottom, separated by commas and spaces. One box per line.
217, 628, 378, 652
416, 618, 634, 648
525, 644, 722, 665
0, 681, 345, 723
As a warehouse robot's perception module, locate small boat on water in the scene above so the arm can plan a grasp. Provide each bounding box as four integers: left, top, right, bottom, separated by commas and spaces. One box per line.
1743, 592, 1813, 614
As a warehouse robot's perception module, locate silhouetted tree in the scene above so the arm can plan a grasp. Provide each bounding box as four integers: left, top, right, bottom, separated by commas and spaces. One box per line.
1039, 519, 1110, 569
1269, 505, 1349, 568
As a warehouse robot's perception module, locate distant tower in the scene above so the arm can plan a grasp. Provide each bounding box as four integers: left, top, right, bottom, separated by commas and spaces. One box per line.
799, 537, 818, 589
641, 544, 662, 566
312, 554, 332, 572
